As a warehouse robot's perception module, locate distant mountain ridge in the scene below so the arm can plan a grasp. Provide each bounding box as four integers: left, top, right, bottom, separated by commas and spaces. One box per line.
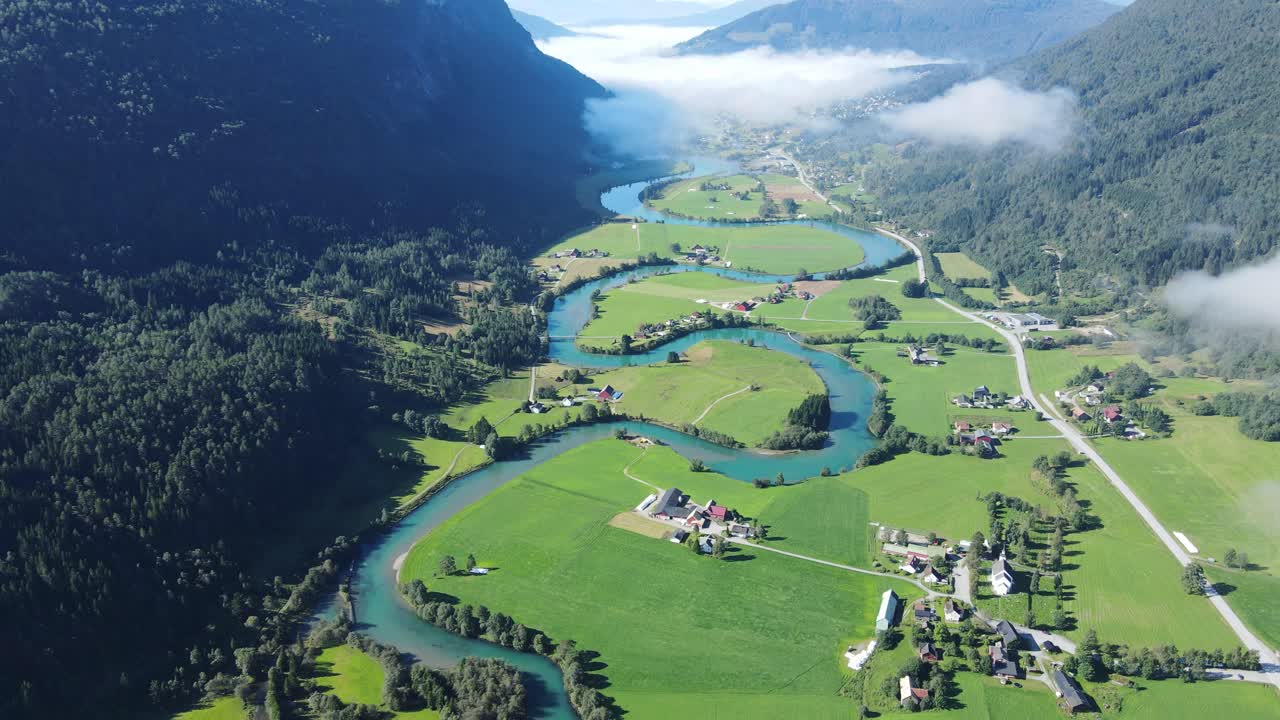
675, 0, 1121, 62
513, 9, 579, 39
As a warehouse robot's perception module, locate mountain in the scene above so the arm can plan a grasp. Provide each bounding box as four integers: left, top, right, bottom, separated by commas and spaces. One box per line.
675, 0, 1121, 62
871, 0, 1280, 296
513, 9, 579, 39
0, 1, 604, 717
650, 0, 785, 27
1, 0, 605, 273
509, 0, 712, 24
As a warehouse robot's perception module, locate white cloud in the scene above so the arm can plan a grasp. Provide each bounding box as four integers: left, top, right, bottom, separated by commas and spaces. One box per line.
1164, 254, 1280, 333
539, 24, 938, 157
881, 77, 1077, 150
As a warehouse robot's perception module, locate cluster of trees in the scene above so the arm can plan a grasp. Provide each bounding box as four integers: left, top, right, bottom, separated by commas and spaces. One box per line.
824, 251, 916, 281
1196, 392, 1280, 441
679, 423, 742, 448
853, 331, 1004, 353
901, 278, 929, 298
756, 393, 831, 450
877, 655, 954, 712
402, 580, 617, 719
848, 294, 902, 328
1222, 548, 1252, 571
1067, 628, 1261, 683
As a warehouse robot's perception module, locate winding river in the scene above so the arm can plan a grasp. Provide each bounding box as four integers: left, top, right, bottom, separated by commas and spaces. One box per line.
327, 157, 911, 718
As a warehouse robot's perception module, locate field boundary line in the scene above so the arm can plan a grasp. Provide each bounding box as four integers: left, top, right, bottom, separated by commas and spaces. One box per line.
692, 385, 752, 424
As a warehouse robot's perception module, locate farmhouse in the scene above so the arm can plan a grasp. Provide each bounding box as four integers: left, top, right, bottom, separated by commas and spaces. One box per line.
1007, 395, 1031, 410
704, 501, 731, 521
974, 385, 991, 400
920, 565, 946, 584
1102, 406, 1123, 424
953, 421, 971, 433
913, 601, 937, 624
650, 487, 690, 520
875, 589, 900, 633
990, 642, 1020, 679
1071, 407, 1091, 422
995, 619, 1019, 648
596, 385, 624, 402
899, 556, 921, 574
1051, 669, 1091, 714
670, 529, 689, 544
727, 522, 754, 538
991, 422, 1012, 436
898, 676, 930, 707
917, 642, 940, 663
991, 553, 1015, 596
944, 599, 965, 623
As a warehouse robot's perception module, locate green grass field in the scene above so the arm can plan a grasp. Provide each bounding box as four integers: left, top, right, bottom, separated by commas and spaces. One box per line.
588, 340, 825, 446
545, 220, 863, 275
314, 645, 439, 719
849, 342, 1029, 436
1205, 565, 1280, 649
936, 252, 992, 280
578, 272, 805, 341
401, 439, 919, 719
368, 429, 488, 507
649, 174, 768, 220
172, 697, 245, 720
1092, 675, 1280, 718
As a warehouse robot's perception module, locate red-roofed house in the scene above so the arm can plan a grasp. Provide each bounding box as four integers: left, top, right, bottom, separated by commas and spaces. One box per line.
707, 504, 729, 521
1102, 406, 1123, 423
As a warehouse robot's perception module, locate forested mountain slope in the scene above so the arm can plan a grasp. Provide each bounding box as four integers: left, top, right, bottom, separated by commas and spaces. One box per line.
0, 1, 602, 717
0, 0, 604, 273
675, 0, 1119, 62
869, 0, 1280, 295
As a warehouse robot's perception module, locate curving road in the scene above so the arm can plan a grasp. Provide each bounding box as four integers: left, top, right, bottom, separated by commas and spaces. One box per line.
877, 226, 1280, 686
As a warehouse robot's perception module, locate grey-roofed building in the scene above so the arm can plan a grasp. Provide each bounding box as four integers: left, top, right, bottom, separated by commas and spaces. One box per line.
995, 619, 1019, 648
650, 487, 687, 519
1051, 670, 1091, 713
989, 643, 1020, 679
875, 590, 900, 633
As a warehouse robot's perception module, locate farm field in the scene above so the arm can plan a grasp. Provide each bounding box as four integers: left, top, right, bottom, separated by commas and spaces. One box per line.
1098, 415, 1280, 570
1204, 565, 1280, 650
1023, 346, 1148, 397
1063, 459, 1237, 648
401, 440, 919, 719
1091, 675, 1280, 718
936, 252, 991, 280
758, 172, 832, 217
314, 645, 439, 719
172, 697, 245, 720
648, 174, 766, 220
587, 340, 826, 446
577, 272, 805, 341
803, 435, 1239, 648
849, 342, 1029, 436
545, 222, 864, 275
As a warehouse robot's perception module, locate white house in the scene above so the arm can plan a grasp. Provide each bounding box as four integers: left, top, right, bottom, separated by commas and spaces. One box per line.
990, 552, 1015, 596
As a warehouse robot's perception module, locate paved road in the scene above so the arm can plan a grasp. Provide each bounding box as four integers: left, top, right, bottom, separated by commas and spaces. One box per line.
877, 225, 1280, 687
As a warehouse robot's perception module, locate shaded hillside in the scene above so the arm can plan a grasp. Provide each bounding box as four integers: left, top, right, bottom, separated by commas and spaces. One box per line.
676, 0, 1119, 62
0, 1, 603, 717
0, 0, 605, 274
870, 0, 1280, 295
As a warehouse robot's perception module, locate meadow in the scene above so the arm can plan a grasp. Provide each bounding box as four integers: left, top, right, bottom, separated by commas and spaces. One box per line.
588, 340, 826, 446
544, 220, 863, 275
171, 697, 245, 720
936, 252, 992, 280
314, 645, 439, 719
401, 440, 918, 719
648, 174, 767, 220
1204, 565, 1280, 649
